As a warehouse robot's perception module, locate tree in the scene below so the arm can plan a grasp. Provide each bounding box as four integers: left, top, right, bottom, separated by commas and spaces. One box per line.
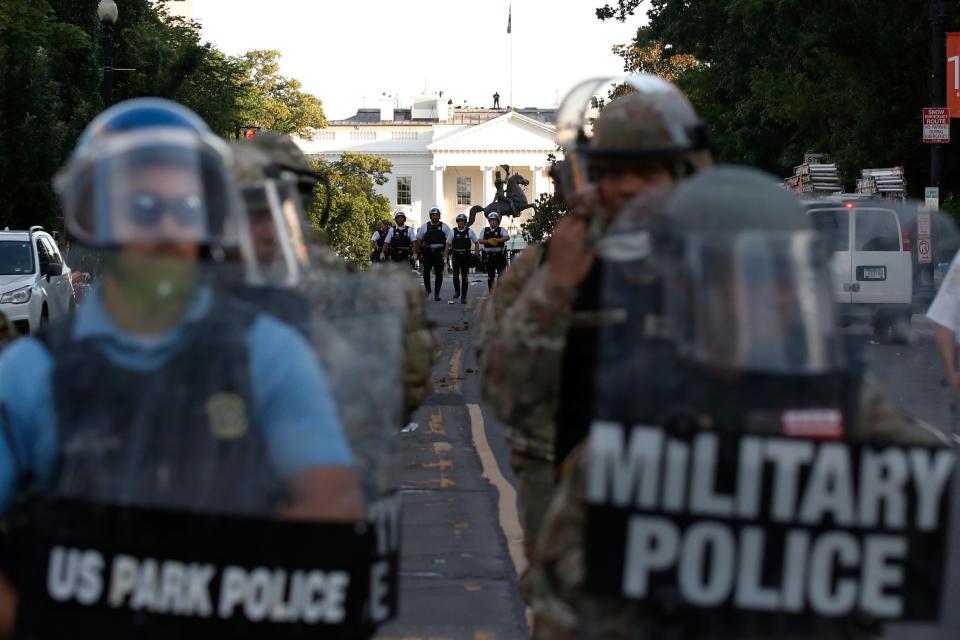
599, 1, 958, 198
611, 33, 699, 83
520, 192, 568, 243
309, 152, 392, 265
236, 50, 327, 137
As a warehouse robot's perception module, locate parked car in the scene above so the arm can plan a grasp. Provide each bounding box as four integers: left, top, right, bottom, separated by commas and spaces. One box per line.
805, 202, 913, 343
0, 226, 74, 335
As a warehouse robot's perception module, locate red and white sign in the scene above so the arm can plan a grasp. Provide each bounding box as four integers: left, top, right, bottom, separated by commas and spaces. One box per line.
949, 33, 960, 117
924, 108, 951, 143
781, 409, 844, 440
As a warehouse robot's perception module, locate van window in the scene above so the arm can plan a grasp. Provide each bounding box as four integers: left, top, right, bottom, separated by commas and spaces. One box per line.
855, 209, 900, 252
809, 209, 849, 253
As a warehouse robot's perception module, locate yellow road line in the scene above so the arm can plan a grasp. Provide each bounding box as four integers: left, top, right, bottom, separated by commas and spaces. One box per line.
446, 346, 463, 393
466, 404, 526, 578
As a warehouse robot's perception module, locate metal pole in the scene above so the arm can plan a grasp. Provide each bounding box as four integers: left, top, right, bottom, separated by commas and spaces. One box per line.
932, 0, 946, 190
922, 0, 947, 302
101, 22, 114, 107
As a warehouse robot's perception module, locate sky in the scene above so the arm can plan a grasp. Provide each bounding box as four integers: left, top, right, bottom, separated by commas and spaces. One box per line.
192, 0, 644, 120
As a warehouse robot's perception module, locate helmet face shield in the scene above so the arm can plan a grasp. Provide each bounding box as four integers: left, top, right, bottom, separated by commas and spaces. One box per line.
57, 128, 240, 250
556, 74, 711, 206
239, 175, 311, 288
665, 230, 844, 375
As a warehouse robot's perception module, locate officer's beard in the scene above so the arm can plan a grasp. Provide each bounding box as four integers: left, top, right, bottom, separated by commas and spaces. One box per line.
102, 248, 199, 335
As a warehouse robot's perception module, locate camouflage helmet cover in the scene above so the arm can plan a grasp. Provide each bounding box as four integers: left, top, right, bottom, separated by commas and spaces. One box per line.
247, 131, 315, 178
557, 74, 713, 174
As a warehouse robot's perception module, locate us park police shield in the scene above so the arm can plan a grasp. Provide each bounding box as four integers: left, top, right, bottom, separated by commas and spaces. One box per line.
4, 173, 405, 638
581, 190, 960, 637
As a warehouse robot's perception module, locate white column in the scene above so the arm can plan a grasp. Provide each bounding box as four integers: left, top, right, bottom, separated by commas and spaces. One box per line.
531, 165, 547, 200
431, 165, 445, 210
482, 166, 495, 208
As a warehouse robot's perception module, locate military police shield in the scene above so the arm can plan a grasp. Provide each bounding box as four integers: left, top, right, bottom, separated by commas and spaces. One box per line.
578, 173, 960, 636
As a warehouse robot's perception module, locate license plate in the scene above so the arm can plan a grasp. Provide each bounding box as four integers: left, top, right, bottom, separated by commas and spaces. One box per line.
857, 266, 887, 281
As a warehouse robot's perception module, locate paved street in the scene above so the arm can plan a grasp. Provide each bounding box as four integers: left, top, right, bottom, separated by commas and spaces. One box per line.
378, 271, 530, 640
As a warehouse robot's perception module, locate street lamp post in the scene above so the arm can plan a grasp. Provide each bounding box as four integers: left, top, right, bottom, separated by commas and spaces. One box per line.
97, 0, 119, 107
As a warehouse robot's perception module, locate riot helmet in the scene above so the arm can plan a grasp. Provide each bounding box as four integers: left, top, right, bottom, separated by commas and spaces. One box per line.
56, 99, 241, 253
456, 213, 468, 223
232, 143, 311, 288
556, 74, 712, 215
429, 207, 441, 219
247, 130, 322, 215
394, 210, 407, 223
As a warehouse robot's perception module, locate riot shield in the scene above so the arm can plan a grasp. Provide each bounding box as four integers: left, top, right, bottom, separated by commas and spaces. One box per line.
236, 167, 407, 628
2, 137, 404, 637
573, 179, 960, 638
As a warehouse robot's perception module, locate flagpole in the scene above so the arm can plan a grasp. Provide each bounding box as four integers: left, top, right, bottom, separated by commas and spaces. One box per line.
508, 2, 513, 109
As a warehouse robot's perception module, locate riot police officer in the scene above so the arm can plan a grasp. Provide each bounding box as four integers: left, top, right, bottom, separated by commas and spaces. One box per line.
0, 100, 365, 637
370, 219, 393, 263
382, 210, 415, 266
477, 76, 713, 603
479, 212, 510, 291
415, 207, 453, 301
450, 212, 480, 303
531, 166, 956, 639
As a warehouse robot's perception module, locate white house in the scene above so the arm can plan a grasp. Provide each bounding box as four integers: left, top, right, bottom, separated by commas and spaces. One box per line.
296, 93, 560, 230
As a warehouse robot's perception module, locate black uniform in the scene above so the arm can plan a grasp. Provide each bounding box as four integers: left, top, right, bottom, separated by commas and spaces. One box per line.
482, 226, 508, 290
450, 227, 474, 302
421, 222, 448, 298
387, 225, 413, 265
371, 227, 390, 263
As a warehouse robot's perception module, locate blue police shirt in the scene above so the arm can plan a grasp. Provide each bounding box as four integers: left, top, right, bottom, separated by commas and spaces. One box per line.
0, 286, 353, 513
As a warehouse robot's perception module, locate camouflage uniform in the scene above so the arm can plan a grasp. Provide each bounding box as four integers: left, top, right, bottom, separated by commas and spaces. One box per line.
477, 76, 713, 602
242, 134, 437, 422
529, 167, 949, 639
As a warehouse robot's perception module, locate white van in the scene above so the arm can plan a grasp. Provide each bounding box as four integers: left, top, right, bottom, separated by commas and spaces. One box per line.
806, 202, 913, 342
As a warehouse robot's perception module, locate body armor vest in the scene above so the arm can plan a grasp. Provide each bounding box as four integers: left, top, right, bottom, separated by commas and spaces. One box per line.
452, 228, 472, 252
482, 227, 505, 252
37, 293, 284, 515
423, 223, 447, 248
390, 226, 412, 252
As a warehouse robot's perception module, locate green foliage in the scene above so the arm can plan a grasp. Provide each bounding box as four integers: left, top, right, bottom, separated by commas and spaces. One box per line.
520, 192, 568, 243
0, 0, 327, 232
236, 51, 327, 137
309, 153, 393, 266
611, 1, 955, 198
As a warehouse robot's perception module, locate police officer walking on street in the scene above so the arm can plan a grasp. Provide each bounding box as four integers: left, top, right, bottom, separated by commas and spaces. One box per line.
382, 210, 415, 266
479, 212, 510, 291
415, 207, 453, 301
450, 212, 480, 304
370, 219, 392, 263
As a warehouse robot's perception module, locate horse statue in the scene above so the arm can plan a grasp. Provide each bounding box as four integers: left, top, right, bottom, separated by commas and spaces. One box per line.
467, 168, 538, 227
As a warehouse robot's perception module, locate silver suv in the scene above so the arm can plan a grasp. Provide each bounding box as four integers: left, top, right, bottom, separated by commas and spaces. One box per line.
0, 227, 74, 335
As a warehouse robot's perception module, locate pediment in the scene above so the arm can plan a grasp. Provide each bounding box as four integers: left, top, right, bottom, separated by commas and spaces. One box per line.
428, 111, 556, 153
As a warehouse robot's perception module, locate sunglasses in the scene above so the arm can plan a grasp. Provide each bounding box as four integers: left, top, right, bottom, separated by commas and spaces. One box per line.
124, 191, 207, 227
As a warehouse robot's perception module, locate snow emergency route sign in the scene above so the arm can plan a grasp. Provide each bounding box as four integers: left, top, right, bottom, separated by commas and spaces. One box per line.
923, 108, 951, 144
583, 422, 954, 621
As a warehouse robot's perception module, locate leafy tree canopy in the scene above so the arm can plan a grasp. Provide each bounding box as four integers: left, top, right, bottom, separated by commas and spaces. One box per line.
310, 152, 393, 266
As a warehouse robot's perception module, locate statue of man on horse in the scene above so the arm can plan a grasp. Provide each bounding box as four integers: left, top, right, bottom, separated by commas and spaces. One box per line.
467, 164, 538, 227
